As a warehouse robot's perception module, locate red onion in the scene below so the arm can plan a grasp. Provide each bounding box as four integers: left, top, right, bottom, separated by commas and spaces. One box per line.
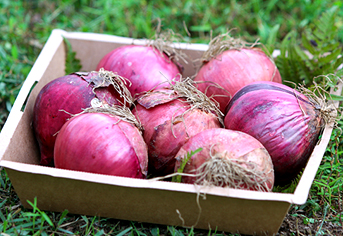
224, 81, 323, 185
132, 79, 223, 176
33, 70, 132, 166
194, 34, 282, 113
54, 107, 148, 178
96, 44, 183, 97
174, 128, 274, 192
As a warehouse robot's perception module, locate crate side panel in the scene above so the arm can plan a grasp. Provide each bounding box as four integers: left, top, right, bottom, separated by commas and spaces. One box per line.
66, 38, 204, 78
7, 168, 289, 236
2, 43, 66, 164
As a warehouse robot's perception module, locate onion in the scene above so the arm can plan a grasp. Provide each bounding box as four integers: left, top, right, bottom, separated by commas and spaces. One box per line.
132, 78, 223, 176
224, 81, 323, 185
33, 69, 132, 166
96, 44, 183, 97
193, 33, 282, 113
54, 106, 148, 178
174, 128, 274, 192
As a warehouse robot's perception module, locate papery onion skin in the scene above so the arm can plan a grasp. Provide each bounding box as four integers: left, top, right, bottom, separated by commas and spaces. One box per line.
96, 45, 182, 97
33, 72, 121, 166
224, 81, 322, 185
174, 128, 274, 192
54, 113, 148, 178
194, 48, 282, 113
132, 89, 222, 176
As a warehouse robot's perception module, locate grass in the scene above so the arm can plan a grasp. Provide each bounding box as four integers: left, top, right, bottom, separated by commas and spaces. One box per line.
1, 0, 343, 235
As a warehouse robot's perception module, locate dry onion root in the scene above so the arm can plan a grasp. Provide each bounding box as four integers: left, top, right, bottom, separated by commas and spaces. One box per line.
198, 31, 260, 64
147, 19, 189, 69
87, 68, 134, 107
193, 150, 273, 192
294, 79, 339, 127
71, 105, 143, 133
168, 77, 224, 124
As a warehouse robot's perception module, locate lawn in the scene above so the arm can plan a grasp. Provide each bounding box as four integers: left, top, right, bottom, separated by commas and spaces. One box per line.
1, 0, 343, 235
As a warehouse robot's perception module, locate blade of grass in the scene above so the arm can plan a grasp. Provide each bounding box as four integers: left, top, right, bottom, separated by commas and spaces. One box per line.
116, 226, 133, 236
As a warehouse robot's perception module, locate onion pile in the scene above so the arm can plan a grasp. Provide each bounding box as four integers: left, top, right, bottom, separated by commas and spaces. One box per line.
54, 106, 148, 178
32, 30, 325, 190
224, 81, 324, 185
193, 33, 282, 113
33, 69, 132, 166
132, 78, 223, 176
174, 128, 274, 192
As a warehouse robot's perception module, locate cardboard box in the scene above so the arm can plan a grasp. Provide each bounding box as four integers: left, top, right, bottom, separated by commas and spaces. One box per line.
0, 29, 341, 236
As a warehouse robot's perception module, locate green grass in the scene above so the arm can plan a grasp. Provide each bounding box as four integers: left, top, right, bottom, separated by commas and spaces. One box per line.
1, 0, 343, 235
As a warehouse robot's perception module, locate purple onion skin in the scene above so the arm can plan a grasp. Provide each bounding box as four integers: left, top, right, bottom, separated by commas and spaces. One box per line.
194, 48, 282, 113
174, 128, 274, 191
96, 45, 182, 97
132, 89, 222, 177
224, 81, 322, 185
33, 73, 120, 167
54, 113, 148, 178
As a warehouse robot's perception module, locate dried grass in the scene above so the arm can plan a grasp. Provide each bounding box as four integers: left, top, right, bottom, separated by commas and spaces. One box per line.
294, 74, 342, 128
168, 77, 224, 137
170, 77, 224, 121
71, 105, 142, 132
77, 68, 134, 107
189, 145, 273, 192
200, 30, 260, 63
147, 19, 189, 67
